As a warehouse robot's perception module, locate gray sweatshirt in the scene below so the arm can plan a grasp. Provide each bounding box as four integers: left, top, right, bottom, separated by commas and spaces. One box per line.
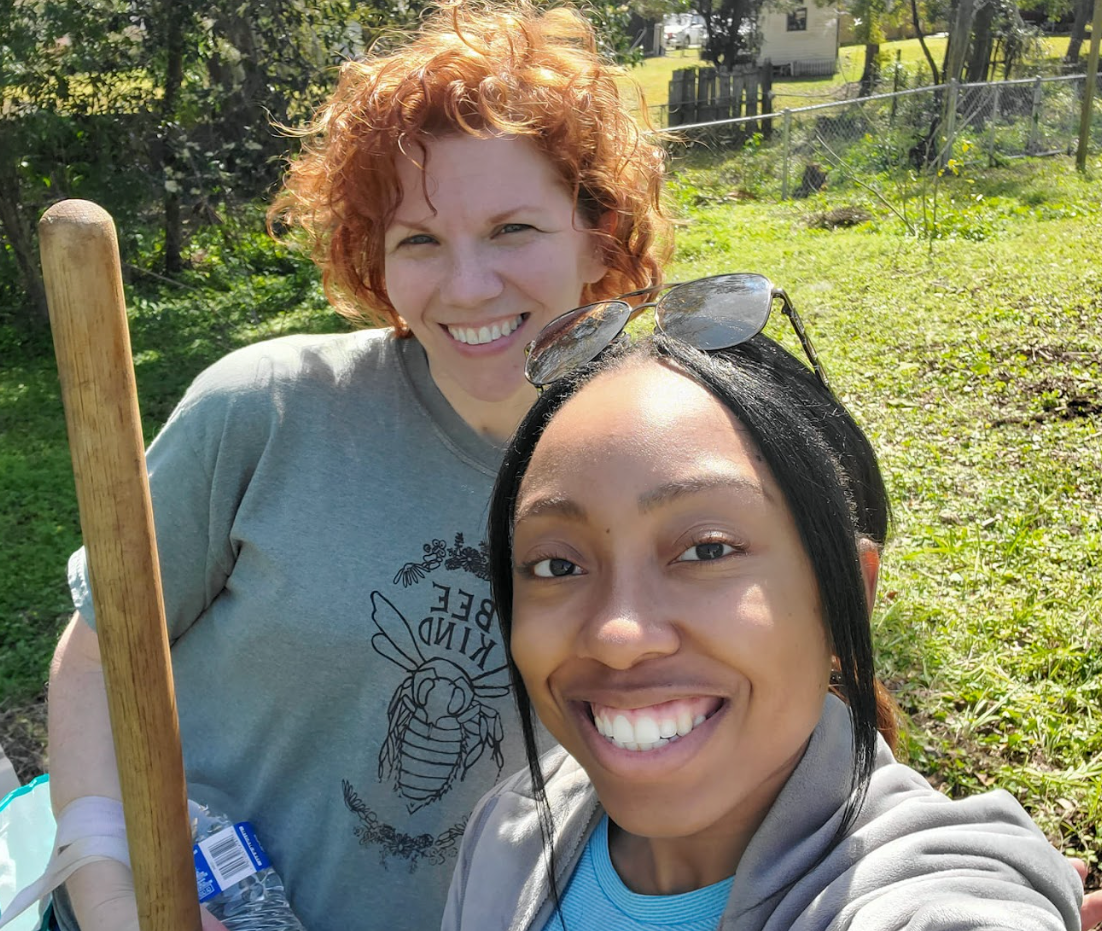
442, 696, 1083, 931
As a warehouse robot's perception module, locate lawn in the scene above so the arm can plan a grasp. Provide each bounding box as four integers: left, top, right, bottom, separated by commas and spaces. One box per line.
1, 152, 1100, 886
627, 34, 1079, 115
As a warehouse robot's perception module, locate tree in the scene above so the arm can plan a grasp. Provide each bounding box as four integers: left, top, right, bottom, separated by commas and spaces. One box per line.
0, 0, 397, 313
1066, 0, 1093, 62
697, 0, 765, 67
908, 0, 942, 82
852, 0, 889, 95
0, 0, 148, 328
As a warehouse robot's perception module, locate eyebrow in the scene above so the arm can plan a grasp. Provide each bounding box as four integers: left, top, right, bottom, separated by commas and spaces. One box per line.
638, 475, 768, 512
514, 474, 768, 525
514, 494, 587, 524
389, 205, 547, 231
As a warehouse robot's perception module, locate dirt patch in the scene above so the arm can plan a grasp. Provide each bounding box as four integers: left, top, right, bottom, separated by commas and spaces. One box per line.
0, 696, 48, 784
991, 372, 1102, 427
805, 205, 872, 229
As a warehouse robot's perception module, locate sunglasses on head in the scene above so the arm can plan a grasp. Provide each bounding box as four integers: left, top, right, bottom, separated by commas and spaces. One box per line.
523, 273, 831, 391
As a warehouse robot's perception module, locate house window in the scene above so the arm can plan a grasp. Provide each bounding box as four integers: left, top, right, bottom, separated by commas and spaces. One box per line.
787, 7, 807, 30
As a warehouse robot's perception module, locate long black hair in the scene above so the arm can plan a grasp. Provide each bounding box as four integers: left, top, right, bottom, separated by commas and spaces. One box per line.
487, 333, 891, 900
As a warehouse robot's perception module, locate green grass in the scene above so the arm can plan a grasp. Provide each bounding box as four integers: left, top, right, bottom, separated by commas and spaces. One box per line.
627, 34, 1078, 114
656, 153, 1102, 871
2, 155, 1100, 881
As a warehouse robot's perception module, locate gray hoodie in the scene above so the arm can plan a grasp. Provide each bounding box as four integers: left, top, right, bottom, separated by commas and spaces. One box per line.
442, 696, 1082, 931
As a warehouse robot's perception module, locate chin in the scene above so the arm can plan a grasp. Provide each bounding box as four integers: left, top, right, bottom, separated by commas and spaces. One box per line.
601, 790, 718, 840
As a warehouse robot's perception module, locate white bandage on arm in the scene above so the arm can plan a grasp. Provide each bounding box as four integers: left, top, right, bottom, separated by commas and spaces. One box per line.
0, 797, 131, 929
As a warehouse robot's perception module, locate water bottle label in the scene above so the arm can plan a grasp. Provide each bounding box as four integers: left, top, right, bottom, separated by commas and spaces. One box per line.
193, 822, 272, 902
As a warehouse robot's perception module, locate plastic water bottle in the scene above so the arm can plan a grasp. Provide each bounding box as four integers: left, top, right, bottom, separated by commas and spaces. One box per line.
189, 801, 307, 931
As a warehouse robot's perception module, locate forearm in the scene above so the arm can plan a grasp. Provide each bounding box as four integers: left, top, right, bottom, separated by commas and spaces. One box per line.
48, 612, 138, 931
49, 613, 121, 807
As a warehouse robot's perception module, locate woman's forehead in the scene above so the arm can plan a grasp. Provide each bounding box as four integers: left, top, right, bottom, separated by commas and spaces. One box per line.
517, 361, 770, 508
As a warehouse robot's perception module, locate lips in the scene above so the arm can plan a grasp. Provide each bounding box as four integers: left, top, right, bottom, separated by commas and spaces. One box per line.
445, 313, 526, 346
589, 697, 723, 752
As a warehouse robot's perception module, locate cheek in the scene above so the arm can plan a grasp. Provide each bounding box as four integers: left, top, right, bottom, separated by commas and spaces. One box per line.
382, 258, 429, 316
508, 612, 546, 686
509, 605, 570, 695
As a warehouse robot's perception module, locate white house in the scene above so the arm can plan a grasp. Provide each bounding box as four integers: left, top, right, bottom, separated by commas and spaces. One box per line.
756, 4, 839, 75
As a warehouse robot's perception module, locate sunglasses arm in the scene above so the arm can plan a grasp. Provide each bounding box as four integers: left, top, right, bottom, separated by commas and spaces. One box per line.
774, 289, 832, 391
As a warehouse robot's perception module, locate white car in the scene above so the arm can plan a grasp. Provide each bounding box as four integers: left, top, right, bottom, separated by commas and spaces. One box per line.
664, 13, 706, 49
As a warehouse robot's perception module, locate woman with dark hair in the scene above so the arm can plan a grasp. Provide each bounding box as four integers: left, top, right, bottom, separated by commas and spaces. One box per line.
443, 287, 1084, 930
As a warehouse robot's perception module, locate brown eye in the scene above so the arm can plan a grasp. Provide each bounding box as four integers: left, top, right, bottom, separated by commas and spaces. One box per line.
678, 542, 734, 562
532, 557, 579, 578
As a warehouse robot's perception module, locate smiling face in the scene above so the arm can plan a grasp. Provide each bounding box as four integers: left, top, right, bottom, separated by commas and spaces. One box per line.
383, 134, 608, 436
509, 360, 833, 853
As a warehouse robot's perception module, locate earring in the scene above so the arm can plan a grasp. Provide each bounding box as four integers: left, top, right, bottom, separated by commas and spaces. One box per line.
829, 667, 843, 686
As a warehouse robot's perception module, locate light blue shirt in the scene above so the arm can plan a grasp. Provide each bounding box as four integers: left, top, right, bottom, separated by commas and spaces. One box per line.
541, 814, 734, 930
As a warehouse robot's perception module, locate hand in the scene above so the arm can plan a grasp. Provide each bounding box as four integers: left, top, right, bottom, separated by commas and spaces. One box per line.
1072, 859, 1102, 931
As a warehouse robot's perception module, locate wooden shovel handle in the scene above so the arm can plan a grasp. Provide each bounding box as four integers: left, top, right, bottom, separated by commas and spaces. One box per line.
39, 200, 201, 931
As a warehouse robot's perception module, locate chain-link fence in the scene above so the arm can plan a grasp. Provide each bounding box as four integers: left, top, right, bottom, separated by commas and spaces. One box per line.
663, 74, 1099, 199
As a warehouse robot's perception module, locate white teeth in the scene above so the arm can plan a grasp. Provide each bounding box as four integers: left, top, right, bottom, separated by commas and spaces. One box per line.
595, 706, 713, 752
612, 715, 634, 744
634, 717, 660, 744
447, 315, 523, 346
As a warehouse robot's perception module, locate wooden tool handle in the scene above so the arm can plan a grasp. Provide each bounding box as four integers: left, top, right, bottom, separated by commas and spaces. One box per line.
39, 200, 202, 931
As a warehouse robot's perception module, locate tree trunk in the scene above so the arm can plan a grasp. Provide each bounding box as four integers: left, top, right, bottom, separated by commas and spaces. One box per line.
860, 42, 881, 95
1066, 0, 1092, 63
943, 0, 976, 85
965, 1, 995, 83
910, 0, 941, 83
0, 147, 49, 328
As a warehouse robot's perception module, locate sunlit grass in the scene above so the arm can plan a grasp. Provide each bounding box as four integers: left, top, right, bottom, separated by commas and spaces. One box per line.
627, 33, 1077, 114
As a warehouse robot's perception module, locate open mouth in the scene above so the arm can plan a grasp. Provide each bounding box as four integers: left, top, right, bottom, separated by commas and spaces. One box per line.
446, 313, 527, 346
588, 697, 723, 752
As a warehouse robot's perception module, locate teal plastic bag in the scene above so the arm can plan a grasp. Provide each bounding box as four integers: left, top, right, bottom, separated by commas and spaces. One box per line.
0, 775, 54, 931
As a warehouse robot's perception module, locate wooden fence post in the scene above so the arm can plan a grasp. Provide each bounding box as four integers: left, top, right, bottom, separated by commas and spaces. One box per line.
761, 60, 774, 140
1027, 75, 1043, 153
1076, 0, 1102, 171
782, 108, 792, 198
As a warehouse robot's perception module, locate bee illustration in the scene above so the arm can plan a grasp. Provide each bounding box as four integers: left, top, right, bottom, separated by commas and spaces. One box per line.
370, 591, 509, 813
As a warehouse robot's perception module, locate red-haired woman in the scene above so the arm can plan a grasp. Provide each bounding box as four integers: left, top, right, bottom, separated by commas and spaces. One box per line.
47, 4, 670, 930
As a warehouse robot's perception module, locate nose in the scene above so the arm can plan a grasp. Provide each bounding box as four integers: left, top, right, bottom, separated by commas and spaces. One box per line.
442, 245, 504, 309
578, 576, 680, 670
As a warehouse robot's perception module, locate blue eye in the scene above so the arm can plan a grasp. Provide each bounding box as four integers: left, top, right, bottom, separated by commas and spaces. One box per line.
678, 542, 735, 562
498, 223, 534, 235
400, 233, 436, 246
531, 557, 580, 578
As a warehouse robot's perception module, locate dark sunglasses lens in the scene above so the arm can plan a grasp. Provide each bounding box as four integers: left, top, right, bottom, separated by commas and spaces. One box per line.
656, 274, 773, 350
524, 300, 632, 386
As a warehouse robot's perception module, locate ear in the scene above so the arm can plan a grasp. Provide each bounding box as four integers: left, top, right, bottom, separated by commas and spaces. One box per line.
857, 537, 881, 616
595, 209, 619, 236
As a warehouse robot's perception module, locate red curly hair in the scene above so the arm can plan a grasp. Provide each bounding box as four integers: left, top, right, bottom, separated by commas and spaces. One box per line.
270, 0, 672, 333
